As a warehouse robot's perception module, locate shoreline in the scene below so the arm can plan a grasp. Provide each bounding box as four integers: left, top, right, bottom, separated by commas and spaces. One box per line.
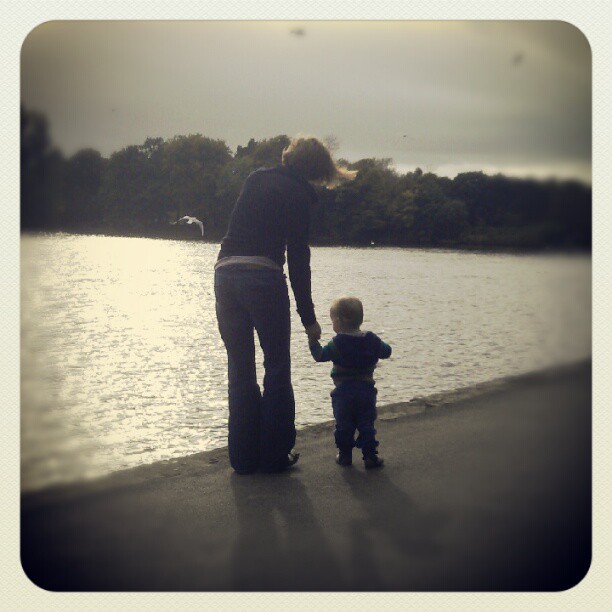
21, 358, 591, 591
20, 229, 591, 256
21, 358, 591, 509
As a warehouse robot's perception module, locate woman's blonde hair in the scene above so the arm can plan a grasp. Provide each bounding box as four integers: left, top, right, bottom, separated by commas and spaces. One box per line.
282, 136, 357, 187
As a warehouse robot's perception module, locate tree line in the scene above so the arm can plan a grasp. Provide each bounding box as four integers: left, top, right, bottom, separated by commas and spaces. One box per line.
21, 105, 591, 250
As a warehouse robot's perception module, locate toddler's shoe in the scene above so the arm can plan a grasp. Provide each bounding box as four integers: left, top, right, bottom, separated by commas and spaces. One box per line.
336, 450, 352, 466
363, 452, 384, 469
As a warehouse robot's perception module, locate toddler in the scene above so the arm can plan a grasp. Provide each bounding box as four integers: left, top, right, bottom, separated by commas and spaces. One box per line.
309, 296, 392, 468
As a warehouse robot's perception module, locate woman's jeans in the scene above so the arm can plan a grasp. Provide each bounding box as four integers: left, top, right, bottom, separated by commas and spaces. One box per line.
214, 266, 295, 473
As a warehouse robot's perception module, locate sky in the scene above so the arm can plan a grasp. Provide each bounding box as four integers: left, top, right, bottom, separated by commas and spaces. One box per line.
21, 20, 591, 184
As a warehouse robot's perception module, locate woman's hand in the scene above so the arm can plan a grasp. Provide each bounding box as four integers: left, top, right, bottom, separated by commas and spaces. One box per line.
305, 321, 322, 342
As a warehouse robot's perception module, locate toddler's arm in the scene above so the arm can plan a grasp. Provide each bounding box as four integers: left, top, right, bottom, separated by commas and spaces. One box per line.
309, 339, 336, 362
379, 339, 392, 359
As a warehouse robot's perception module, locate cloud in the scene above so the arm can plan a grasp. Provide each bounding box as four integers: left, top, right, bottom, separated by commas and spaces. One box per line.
21, 21, 591, 182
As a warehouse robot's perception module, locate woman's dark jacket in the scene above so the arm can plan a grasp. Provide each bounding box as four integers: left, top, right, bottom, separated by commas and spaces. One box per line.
217, 164, 318, 327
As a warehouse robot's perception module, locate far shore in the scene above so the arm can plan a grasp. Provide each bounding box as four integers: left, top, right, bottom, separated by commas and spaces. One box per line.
20, 229, 592, 256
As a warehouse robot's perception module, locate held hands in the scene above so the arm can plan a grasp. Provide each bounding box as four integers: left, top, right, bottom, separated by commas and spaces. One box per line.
305, 321, 322, 343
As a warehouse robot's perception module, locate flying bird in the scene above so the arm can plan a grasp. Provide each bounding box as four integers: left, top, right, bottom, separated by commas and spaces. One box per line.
511, 52, 524, 66
171, 215, 204, 237
290, 27, 306, 37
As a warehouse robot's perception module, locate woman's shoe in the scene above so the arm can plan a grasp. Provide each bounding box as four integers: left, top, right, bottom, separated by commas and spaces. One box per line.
260, 451, 300, 473
286, 451, 300, 468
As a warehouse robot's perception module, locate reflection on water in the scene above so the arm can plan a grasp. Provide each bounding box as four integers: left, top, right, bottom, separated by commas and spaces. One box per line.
21, 234, 591, 490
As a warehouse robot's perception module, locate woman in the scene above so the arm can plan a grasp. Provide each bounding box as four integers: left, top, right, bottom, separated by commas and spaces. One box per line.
215, 136, 355, 474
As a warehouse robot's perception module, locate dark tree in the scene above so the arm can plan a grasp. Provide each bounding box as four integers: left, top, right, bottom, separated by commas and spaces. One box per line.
20, 105, 591, 251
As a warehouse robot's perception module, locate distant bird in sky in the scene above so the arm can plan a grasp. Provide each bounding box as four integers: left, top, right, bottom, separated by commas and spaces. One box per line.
171, 215, 204, 236
290, 27, 306, 37
512, 52, 524, 66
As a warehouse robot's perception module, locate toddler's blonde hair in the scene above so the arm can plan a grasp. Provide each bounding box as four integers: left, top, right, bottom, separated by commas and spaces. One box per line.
330, 296, 364, 328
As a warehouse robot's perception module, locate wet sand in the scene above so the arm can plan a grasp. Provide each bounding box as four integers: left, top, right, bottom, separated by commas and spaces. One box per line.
21, 360, 591, 591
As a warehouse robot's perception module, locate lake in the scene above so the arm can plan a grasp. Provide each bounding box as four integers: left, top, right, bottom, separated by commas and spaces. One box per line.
21, 234, 591, 491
